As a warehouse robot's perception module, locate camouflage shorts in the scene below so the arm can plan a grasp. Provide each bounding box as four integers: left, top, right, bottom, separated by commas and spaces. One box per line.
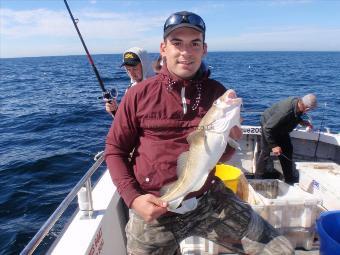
125, 179, 294, 255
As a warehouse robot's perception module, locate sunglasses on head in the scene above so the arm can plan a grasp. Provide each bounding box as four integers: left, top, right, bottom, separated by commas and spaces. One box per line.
164, 13, 206, 34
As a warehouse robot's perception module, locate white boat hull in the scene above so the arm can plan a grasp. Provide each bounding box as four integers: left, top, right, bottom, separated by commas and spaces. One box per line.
50, 171, 127, 255
27, 126, 339, 255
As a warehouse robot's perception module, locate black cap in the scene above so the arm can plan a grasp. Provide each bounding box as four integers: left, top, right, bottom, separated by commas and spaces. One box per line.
163, 11, 206, 39
120, 52, 141, 67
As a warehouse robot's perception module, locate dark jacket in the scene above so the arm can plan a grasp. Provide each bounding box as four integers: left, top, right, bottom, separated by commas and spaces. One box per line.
105, 65, 226, 207
261, 97, 303, 148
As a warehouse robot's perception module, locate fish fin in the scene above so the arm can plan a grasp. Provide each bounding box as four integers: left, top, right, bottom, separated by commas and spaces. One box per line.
159, 181, 177, 197
228, 138, 241, 150
210, 117, 228, 133
168, 197, 184, 210
186, 130, 205, 144
191, 173, 209, 192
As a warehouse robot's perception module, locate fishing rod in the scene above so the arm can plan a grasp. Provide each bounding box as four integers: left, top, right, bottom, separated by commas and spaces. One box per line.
313, 102, 327, 161
63, 0, 117, 116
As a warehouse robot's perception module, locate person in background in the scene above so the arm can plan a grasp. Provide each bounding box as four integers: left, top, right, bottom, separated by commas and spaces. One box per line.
152, 55, 163, 74
105, 47, 155, 114
255, 94, 317, 184
105, 11, 293, 255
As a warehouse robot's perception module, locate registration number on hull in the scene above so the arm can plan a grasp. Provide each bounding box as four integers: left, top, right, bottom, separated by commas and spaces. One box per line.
242, 126, 261, 135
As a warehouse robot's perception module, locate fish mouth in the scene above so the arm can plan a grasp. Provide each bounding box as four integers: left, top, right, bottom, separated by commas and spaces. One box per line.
215, 98, 242, 110
227, 98, 242, 105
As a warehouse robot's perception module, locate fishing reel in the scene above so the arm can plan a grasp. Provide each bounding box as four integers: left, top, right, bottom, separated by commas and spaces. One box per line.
98, 88, 119, 117
98, 87, 119, 103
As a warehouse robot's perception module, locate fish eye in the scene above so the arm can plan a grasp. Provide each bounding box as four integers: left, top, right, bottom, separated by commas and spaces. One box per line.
213, 99, 221, 105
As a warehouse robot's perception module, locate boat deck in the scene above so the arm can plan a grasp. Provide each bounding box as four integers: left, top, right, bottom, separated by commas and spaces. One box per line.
180, 236, 321, 254
21, 128, 339, 255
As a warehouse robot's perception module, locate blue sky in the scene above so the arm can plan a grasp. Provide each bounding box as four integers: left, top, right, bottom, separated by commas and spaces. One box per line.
1, 0, 340, 58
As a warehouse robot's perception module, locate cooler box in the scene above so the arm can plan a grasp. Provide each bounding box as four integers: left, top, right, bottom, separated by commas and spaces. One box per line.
296, 162, 340, 210
248, 179, 321, 250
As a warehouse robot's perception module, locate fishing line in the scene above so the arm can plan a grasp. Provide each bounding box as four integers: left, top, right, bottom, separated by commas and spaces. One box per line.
270, 152, 293, 162
279, 153, 293, 162
63, 0, 117, 117
313, 102, 327, 161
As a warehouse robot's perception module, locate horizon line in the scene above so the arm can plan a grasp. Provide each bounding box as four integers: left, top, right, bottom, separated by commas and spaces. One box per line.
1, 50, 340, 60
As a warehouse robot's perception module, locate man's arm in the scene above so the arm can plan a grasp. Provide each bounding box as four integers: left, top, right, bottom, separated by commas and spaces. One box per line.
105, 92, 142, 207
105, 91, 167, 221
262, 111, 291, 148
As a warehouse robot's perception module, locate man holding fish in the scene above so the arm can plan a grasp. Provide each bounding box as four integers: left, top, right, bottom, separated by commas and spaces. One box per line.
105, 11, 293, 255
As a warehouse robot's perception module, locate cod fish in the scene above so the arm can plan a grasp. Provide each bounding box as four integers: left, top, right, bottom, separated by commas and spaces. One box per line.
160, 90, 242, 210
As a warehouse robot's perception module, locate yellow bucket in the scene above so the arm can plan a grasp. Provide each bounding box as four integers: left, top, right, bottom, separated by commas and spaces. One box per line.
215, 164, 242, 193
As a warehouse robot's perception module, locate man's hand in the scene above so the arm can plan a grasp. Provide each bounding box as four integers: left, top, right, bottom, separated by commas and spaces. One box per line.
230, 125, 243, 140
305, 121, 313, 132
131, 194, 168, 222
301, 120, 313, 132
272, 146, 282, 156
105, 99, 118, 114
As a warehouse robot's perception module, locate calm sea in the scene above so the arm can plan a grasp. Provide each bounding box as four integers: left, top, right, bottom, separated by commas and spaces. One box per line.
0, 52, 339, 254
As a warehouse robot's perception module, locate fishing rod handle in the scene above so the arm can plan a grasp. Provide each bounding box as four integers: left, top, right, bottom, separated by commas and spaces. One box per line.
102, 91, 117, 117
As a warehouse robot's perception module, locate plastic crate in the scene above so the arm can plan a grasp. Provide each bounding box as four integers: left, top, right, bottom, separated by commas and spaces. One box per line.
180, 179, 321, 253
180, 236, 232, 255
248, 179, 321, 250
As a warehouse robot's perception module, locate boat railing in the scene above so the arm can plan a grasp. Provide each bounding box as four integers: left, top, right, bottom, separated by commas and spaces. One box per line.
20, 151, 106, 255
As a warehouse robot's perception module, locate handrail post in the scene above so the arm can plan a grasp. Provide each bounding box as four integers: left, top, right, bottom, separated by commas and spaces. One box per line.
85, 178, 94, 218
77, 174, 95, 219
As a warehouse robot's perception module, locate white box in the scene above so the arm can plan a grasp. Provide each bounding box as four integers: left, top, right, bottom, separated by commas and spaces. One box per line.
248, 179, 321, 250
181, 179, 321, 253
296, 162, 340, 210
180, 236, 232, 255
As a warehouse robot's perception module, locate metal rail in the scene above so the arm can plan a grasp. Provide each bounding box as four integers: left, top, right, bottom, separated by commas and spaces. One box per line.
21, 152, 105, 255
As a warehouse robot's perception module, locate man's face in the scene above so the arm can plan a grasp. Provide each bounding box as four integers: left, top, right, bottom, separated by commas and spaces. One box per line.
298, 100, 313, 114
160, 27, 207, 80
125, 63, 143, 82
